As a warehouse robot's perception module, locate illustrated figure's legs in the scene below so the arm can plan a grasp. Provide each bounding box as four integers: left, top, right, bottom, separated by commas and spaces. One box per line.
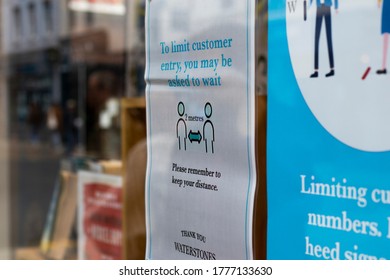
178, 137, 187, 150
310, 7, 323, 78
324, 9, 334, 70
377, 33, 389, 75
324, 7, 335, 77
314, 9, 323, 71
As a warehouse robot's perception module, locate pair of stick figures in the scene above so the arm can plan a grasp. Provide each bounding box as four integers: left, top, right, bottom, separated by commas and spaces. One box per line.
177, 102, 214, 153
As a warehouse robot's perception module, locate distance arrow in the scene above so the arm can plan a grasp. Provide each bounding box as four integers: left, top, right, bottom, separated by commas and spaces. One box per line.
188, 130, 202, 143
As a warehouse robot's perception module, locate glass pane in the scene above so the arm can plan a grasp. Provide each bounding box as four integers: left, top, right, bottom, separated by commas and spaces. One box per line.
0, 0, 268, 260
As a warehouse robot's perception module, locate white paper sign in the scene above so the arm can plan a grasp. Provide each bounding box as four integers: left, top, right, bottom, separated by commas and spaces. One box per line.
145, 0, 256, 260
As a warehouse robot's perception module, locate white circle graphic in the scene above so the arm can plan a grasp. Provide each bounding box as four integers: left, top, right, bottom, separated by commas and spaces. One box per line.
286, 0, 390, 152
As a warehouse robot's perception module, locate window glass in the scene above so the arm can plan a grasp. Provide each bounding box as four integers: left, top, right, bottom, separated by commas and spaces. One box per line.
0, 0, 268, 260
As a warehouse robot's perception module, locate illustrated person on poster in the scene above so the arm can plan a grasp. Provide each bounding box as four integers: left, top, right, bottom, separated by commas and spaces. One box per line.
176, 102, 187, 151
309, 0, 339, 78
377, 0, 389, 74
203, 103, 215, 153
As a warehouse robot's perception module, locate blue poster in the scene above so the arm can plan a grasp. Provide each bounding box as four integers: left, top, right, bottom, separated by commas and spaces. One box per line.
268, 0, 390, 260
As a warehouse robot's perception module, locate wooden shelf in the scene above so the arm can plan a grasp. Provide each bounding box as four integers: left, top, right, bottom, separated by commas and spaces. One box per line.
121, 97, 146, 170
121, 97, 147, 260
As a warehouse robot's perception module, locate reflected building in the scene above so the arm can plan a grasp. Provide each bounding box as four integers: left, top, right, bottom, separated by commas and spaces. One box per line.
3, 0, 62, 134
66, 0, 127, 158
1, 0, 129, 250
2, 0, 64, 250
3, 0, 128, 158
0, 0, 148, 255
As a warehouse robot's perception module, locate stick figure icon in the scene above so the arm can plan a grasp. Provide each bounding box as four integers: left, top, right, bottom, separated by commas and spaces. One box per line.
176, 102, 187, 151
203, 102, 215, 153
